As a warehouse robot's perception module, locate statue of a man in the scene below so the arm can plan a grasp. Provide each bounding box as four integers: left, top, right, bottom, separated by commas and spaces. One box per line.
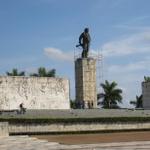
77, 28, 91, 58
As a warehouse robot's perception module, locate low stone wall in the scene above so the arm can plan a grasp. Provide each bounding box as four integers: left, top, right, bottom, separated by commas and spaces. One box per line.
8, 122, 150, 134
0, 122, 9, 136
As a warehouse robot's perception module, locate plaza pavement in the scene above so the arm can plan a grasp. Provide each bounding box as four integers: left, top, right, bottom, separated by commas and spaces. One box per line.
1, 109, 150, 149
1, 108, 150, 118
0, 135, 150, 150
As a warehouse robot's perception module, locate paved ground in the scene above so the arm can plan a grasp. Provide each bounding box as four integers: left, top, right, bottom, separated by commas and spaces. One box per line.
33, 131, 150, 145
0, 135, 150, 150
1, 109, 150, 149
1, 109, 150, 118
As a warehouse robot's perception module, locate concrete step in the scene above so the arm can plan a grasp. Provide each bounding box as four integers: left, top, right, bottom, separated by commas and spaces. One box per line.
0, 136, 150, 150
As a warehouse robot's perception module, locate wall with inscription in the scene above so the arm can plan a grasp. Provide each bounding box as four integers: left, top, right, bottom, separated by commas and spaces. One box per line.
0, 76, 70, 110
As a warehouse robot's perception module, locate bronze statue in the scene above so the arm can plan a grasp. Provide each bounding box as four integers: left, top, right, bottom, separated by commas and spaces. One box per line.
76, 28, 91, 58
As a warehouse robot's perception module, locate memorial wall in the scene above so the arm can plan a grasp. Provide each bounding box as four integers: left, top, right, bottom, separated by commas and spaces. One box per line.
0, 76, 70, 110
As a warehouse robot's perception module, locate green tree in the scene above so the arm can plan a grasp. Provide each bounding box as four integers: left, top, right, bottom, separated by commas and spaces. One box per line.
130, 94, 143, 108
97, 80, 123, 108
30, 67, 56, 77
144, 76, 150, 82
70, 100, 77, 109
6, 68, 25, 76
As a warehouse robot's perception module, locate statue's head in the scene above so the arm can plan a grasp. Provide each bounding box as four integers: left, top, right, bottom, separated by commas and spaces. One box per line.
84, 28, 89, 33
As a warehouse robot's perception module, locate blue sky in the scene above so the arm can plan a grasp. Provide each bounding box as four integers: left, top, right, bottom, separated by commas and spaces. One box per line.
1, 0, 150, 107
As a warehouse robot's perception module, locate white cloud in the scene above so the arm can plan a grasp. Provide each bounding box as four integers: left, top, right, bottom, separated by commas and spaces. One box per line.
108, 58, 150, 73
115, 16, 150, 28
102, 30, 150, 57
44, 47, 73, 62
113, 15, 150, 32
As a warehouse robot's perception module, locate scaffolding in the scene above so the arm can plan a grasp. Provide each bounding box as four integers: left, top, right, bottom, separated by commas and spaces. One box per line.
74, 47, 104, 96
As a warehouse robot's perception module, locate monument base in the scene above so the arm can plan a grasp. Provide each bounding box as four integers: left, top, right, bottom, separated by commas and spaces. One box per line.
75, 58, 97, 109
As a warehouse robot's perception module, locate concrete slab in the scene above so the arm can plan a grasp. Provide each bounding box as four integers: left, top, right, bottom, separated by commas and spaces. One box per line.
0, 136, 150, 150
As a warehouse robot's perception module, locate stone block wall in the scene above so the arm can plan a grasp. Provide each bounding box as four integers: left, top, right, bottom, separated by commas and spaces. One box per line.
0, 76, 70, 110
75, 58, 97, 108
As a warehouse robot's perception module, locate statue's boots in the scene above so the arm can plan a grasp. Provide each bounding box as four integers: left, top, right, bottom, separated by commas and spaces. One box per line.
82, 50, 88, 58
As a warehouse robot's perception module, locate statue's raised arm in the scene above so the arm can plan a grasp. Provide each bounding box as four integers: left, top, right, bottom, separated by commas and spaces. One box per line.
76, 28, 91, 58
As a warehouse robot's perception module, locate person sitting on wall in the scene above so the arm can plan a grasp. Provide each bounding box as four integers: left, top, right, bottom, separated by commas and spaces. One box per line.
19, 103, 26, 114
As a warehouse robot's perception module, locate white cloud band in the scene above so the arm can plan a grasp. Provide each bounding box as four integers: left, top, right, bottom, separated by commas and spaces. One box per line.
44, 47, 73, 62
102, 31, 150, 57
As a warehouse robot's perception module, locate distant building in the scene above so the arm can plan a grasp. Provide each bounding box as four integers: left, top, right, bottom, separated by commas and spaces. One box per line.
142, 81, 150, 109
0, 76, 70, 110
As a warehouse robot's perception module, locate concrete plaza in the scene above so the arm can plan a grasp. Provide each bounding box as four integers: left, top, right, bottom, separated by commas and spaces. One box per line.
0, 135, 150, 150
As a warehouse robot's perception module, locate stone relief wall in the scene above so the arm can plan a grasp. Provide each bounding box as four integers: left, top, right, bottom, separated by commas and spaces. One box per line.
0, 76, 70, 110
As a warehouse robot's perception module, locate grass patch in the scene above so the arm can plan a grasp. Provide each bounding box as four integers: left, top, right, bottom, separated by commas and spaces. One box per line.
1, 117, 150, 124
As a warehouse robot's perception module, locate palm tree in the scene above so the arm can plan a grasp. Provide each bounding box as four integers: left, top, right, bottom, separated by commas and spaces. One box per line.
37, 67, 47, 77
46, 69, 56, 77
144, 76, 150, 82
130, 94, 143, 108
70, 100, 77, 109
30, 67, 56, 77
97, 80, 123, 109
6, 68, 25, 76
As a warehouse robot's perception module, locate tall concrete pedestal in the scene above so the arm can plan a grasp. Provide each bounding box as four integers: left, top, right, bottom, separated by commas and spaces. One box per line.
142, 81, 150, 109
75, 58, 97, 108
